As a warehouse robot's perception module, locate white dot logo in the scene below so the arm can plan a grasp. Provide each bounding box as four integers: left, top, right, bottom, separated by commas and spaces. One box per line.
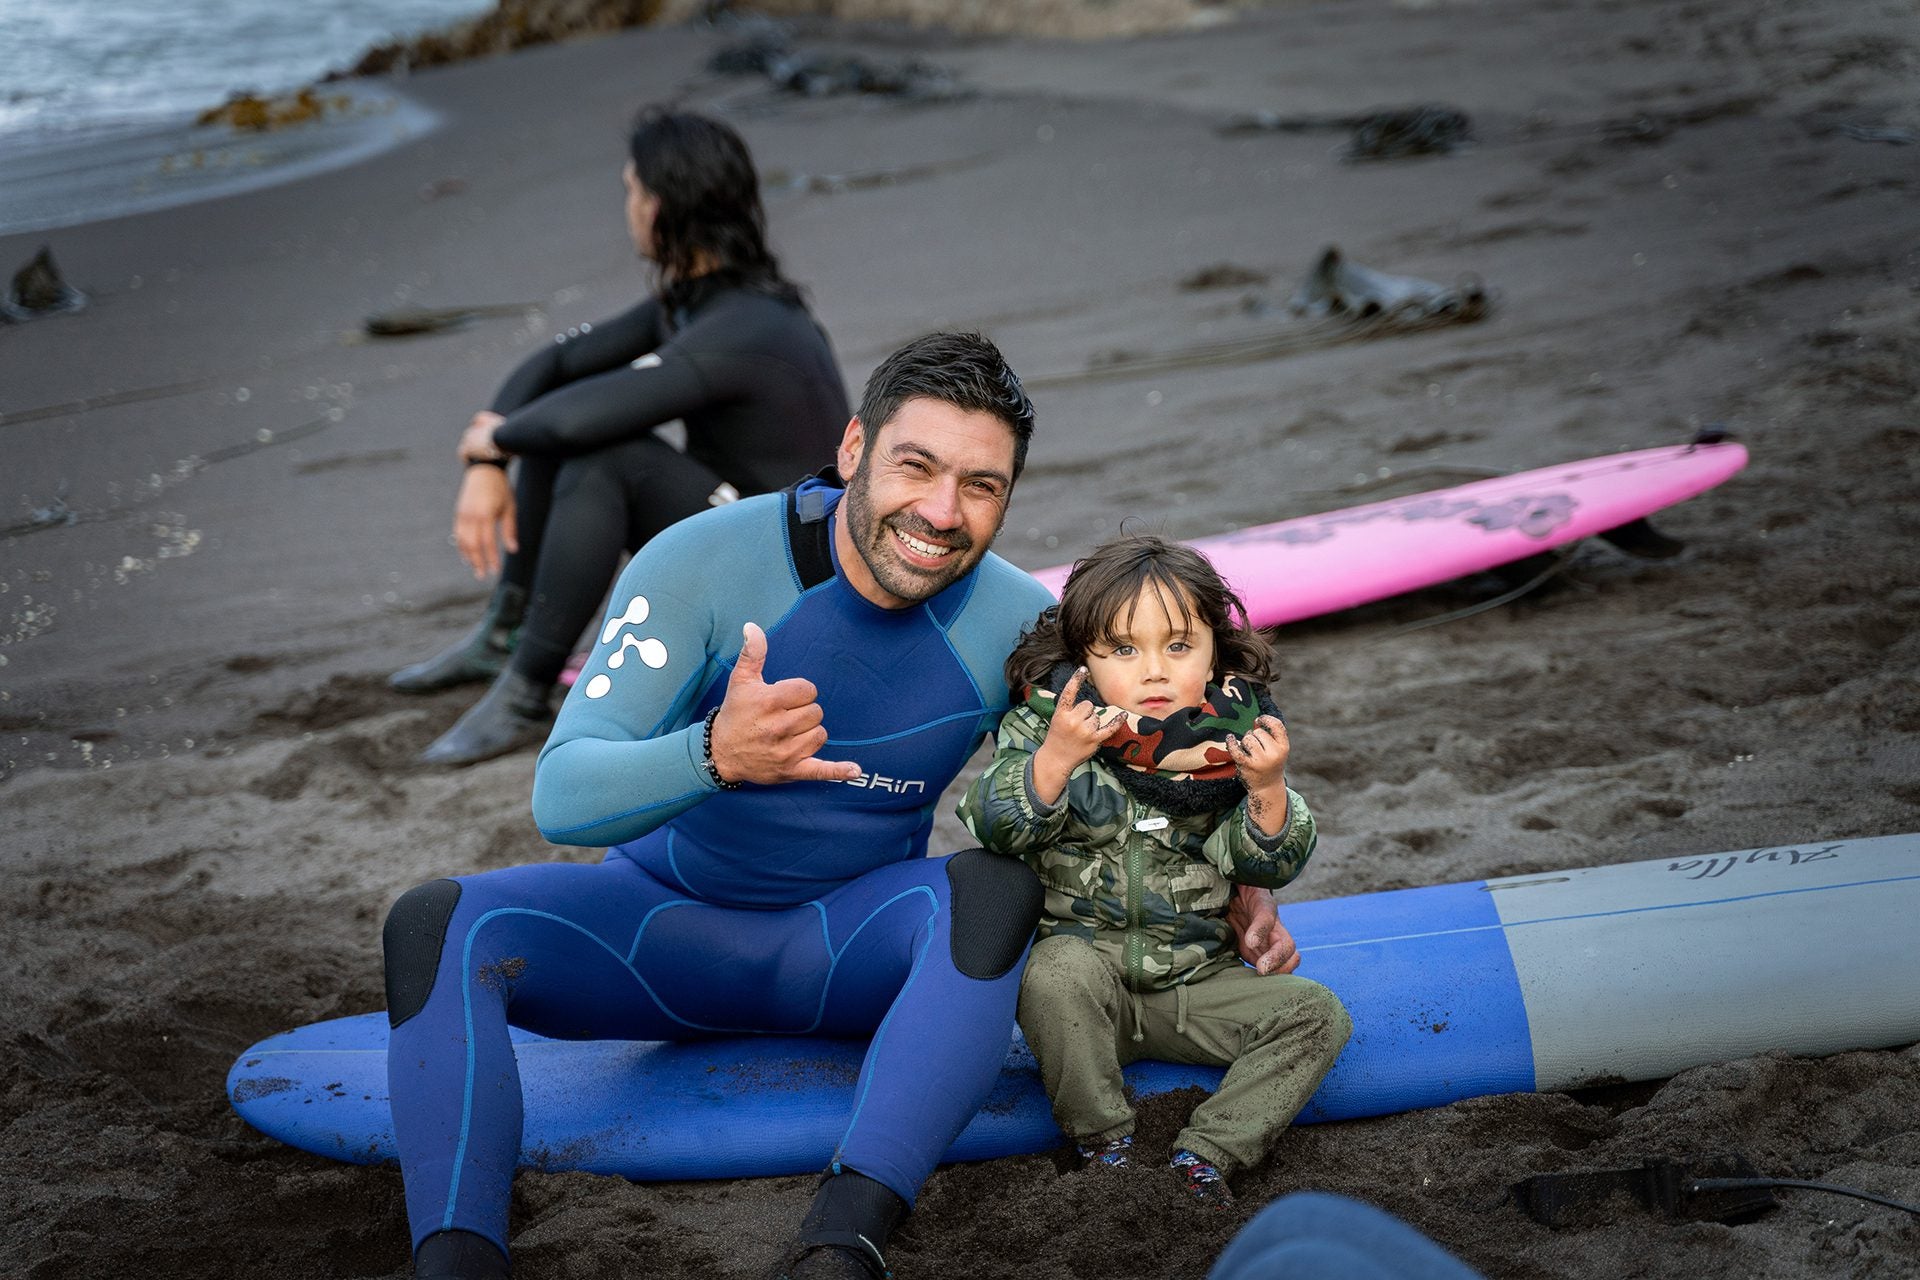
584, 594, 669, 699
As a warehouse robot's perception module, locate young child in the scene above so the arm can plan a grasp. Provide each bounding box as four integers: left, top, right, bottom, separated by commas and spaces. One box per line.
959, 534, 1351, 1206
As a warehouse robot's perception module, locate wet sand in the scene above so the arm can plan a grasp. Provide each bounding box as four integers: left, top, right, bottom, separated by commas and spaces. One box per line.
3, 1, 1917, 1276
0, 83, 440, 238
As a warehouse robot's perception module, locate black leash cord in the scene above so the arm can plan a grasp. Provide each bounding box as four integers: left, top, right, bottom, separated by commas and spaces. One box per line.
1689, 1178, 1920, 1217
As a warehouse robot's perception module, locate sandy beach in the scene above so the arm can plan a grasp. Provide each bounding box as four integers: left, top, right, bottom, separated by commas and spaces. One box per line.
3, 1, 1918, 1275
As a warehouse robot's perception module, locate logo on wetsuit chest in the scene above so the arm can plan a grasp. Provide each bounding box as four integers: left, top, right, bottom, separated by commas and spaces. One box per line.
837, 771, 927, 795
583, 594, 669, 700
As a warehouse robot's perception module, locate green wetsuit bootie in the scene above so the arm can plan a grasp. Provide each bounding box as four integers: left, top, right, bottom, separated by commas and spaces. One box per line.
391, 582, 527, 694
418, 668, 553, 767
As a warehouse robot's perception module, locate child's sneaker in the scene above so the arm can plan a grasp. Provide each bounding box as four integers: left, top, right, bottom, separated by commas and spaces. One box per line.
1170, 1149, 1235, 1207
1075, 1134, 1134, 1168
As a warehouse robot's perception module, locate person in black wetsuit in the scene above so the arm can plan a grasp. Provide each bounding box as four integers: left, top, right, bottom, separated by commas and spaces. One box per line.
391, 107, 849, 765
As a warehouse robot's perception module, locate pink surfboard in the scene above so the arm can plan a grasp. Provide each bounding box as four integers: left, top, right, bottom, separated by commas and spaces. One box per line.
1031, 440, 1748, 627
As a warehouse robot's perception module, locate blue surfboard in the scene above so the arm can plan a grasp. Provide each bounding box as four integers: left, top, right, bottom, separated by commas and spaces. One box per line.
228, 834, 1920, 1178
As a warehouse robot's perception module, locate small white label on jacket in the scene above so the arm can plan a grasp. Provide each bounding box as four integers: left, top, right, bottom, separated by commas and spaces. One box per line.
1133, 816, 1170, 832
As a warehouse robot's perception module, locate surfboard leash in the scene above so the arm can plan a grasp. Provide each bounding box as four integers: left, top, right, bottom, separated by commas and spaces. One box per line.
1509, 1155, 1920, 1228
1687, 1177, 1920, 1218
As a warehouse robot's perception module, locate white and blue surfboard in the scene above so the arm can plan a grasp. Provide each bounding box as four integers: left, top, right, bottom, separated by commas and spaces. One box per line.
228, 834, 1920, 1178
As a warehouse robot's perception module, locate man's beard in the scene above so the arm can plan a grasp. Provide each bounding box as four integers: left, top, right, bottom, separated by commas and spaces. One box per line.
842, 464, 991, 605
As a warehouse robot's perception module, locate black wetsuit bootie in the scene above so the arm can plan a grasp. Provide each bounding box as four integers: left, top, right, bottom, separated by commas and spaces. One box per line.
413, 1228, 510, 1279
391, 582, 528, 693
419, 668, 553, 766
772, 1169, 907, 1280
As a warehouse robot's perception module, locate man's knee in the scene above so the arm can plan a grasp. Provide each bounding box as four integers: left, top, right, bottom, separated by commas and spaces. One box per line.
944, 849, 1042, 980
383, 879, 463, 1028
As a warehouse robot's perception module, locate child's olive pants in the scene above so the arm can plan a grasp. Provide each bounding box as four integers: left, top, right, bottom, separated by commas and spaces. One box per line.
1017, 933, 1352, 1176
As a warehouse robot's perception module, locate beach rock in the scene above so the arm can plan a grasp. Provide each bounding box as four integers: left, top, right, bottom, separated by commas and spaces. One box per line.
1343, 105, 1473, 160
705, 16, 791, 74
339, 0, 1213, 77
1288, 246, 1488, 323
1219, 104, 1472, 160
749, 0, 1211, 39
710, 40, 965, 98
342, 0, 677, 75
2, 246, 88, 323
362, 304, 538, 338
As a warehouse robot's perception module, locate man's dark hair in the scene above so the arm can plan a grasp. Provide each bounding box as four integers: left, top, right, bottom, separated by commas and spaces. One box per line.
856, 331, 1036, 480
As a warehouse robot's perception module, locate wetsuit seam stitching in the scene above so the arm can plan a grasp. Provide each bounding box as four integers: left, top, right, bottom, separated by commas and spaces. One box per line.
825, 706, 988, 748
540, 787, 706, 839
836, 888, 942, 1157
641, 661, 713, 741
761, 579, 838, 649
927, 597, 989, 719
612, 888, 937, 1034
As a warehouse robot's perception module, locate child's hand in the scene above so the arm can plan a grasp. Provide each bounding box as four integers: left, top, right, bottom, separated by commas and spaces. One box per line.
1226, 714, 1290, 793
1040, 667, 1127, 764
1030, 667, 1126, 805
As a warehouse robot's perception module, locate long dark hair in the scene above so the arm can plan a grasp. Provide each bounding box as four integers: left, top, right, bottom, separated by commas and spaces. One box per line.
1006, 534, 1275, 694
627, 107, 798, 308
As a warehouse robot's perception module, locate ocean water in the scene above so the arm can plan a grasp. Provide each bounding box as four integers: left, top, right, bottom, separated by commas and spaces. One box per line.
0, 0, 491, 141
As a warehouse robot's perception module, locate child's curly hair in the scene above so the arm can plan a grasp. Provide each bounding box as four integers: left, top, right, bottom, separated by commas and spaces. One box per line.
1006, 534, 1275, 694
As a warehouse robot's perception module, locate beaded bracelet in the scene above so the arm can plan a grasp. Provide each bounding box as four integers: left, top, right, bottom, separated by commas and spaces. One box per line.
702, 707, 741, 790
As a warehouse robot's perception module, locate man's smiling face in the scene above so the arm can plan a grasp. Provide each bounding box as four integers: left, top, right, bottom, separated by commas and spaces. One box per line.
834, 397, 1016, 610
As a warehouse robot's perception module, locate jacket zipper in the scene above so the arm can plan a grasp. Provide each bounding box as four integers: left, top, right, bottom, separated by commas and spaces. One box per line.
1125, 800, 1145, 989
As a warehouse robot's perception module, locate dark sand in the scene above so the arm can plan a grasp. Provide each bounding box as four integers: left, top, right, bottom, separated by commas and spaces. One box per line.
3, 2, 1917, 1276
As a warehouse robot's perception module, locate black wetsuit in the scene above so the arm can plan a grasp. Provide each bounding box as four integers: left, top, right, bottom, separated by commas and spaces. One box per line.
486, 274, 848, 685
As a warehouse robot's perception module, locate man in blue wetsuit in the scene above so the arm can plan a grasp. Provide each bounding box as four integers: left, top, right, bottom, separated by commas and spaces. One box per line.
380, 332, 1057, 1280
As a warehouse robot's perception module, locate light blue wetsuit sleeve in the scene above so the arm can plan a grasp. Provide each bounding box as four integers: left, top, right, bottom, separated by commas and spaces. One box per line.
531, 496, 797, 846
946, 553, 1055, 737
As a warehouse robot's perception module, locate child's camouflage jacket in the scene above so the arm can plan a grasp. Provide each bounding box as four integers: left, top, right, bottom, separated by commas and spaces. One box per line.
958, 703, 1318, 992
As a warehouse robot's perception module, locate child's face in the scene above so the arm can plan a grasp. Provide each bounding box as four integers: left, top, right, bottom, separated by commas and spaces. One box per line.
1083, 582, 1216, 718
